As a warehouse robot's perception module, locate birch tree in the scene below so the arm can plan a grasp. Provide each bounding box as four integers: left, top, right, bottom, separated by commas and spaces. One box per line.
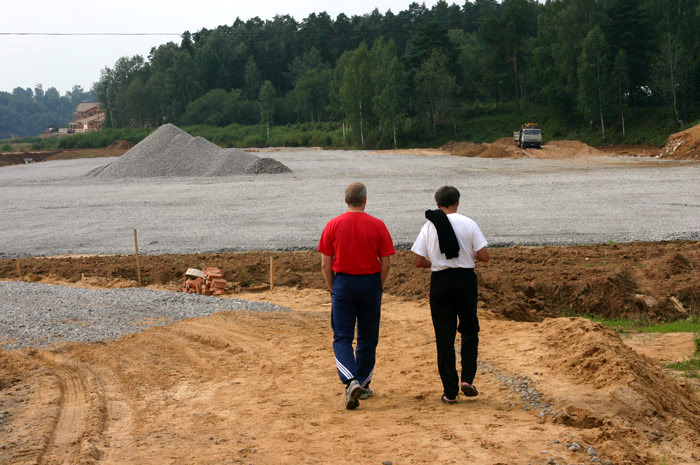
652, 32, 687, 126
371, 39, 406, 148
259, 80, 276, 141
612, 49, 629, 136
415, 51, 457, 134
339, 43, 372, 146
243, 57, 262, 100
577, 26, 611, 138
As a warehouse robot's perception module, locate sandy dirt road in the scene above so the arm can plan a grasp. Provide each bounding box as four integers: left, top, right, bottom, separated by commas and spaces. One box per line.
2, 288, 699, 465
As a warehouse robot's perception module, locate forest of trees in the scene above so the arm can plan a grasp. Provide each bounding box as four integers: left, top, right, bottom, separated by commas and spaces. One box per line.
92, 0, 699, 147
0, 85, 95, 139
3, 0, 699, 146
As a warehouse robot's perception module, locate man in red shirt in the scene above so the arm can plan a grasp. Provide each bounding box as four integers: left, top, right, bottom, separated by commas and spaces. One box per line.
318, 182, 395, 410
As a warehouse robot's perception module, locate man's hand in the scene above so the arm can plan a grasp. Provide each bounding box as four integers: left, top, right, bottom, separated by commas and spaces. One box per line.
321, 254, 334, 292
475, 247, 490, 263
379, 255, 391, 287
414, 253, 432, 269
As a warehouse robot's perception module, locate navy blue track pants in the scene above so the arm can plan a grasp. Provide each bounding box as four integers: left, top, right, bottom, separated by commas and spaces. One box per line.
331, 272, 383, 387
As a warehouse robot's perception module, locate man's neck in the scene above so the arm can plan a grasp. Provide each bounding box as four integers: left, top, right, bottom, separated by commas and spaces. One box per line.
347, 206, 365, 213
439, 205, 458, 214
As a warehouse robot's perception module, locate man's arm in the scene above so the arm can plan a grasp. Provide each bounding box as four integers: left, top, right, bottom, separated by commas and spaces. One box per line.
414, 253, 432, 269
475, 246, 490, 263
321, 254, 334, 292
379, 255, 391, 287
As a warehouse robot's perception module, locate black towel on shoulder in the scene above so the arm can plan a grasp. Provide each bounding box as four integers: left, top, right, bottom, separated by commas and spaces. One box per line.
425, 209, 460, 259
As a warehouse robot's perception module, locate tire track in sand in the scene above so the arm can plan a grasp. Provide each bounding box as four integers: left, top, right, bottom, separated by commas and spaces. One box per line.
33, 350, 132, 465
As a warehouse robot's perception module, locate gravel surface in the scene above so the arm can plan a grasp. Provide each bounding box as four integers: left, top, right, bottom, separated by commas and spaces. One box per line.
1, 149, 698, 258
0, 149, 698, 349
0, 281, 289, 350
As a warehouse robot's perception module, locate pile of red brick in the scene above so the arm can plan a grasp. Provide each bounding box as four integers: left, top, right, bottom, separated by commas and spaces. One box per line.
202, 267, 228, 295
182, 277, 203, 294
181, 267, 228, 296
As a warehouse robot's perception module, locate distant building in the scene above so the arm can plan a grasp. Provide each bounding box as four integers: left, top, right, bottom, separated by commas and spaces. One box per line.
69, 102, 105, 132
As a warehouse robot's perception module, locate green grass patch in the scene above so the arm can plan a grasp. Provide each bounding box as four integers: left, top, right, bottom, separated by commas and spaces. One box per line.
637, 320, 700, 334
577, 315, 700, 334
666, 358, 700, 379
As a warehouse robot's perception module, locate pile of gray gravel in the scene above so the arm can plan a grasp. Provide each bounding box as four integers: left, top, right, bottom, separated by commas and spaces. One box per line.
87, 124, 291, 178
0, 281, 289, 350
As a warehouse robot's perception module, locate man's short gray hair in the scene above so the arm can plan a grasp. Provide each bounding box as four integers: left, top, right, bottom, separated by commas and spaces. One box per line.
345, 182, 367, 207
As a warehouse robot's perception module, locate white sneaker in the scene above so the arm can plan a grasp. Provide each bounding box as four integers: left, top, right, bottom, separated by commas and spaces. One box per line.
359, 386, 374, 400
345, 380, 362, 410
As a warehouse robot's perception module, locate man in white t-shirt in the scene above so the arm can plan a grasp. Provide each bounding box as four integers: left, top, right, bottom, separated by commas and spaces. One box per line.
411, 186, 489, 405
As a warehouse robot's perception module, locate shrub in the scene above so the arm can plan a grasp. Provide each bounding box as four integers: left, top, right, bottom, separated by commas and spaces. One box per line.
241, 134, 266, 147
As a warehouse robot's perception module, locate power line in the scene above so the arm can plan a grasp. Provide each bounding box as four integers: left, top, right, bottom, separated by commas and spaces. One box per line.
0, 32, 181, 36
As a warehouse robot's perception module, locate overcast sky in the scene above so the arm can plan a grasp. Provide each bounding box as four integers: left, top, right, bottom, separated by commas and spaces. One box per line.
2, 0, 443, 96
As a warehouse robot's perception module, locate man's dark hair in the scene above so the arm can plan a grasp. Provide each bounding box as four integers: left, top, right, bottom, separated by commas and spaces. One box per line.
434, 185, 460, 207
345, 182, 367, 207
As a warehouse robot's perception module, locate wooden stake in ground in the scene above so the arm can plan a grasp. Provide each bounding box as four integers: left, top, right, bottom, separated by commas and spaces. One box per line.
669, 296, 688, 315
269, 256, 275, 290
134, 229, 142, 286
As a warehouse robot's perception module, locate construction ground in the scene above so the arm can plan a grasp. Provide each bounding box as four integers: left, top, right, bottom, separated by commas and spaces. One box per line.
1, 126, 699, 465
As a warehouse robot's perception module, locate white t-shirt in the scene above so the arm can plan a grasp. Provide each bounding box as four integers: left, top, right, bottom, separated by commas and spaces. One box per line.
411, 213, 488, 272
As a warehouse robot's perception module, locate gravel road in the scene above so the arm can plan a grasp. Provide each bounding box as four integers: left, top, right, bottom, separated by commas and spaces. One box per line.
1, 150, 698, 258
1, 150, 698, 349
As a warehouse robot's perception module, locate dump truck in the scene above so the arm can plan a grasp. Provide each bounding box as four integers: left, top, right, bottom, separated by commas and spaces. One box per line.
513, 123, 542, 149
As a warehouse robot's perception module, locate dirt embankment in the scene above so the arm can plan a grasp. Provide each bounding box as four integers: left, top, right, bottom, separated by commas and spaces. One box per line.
0, 151, 58, 167
441, 122, 700, 161
0, 142, 133, 167
659, 122, 700, 160
3, 241, 698, 323
441, 138, 626, 160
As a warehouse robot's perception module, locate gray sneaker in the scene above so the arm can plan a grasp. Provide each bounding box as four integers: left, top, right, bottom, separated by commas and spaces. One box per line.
345, 380, 362, 410
359, 386, 374, 400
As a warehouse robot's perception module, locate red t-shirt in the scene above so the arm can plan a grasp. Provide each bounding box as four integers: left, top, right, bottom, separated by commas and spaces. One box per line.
318, 212, 395, 275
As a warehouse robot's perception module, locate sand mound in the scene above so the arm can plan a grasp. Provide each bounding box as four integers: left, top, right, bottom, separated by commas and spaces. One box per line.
658, 123, 700, 160
440, 141, 482, 156
441, 140, 516, 158
540, 318, 700, 432
89, 124, 291, 178
441, 142, 488, 157
492, 137, 516, 147
478, 145, 515, 158
546, 140, 602, 156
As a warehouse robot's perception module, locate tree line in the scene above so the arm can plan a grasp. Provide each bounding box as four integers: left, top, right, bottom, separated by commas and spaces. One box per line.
6, 0, 698, 146
0, 85, 95, 139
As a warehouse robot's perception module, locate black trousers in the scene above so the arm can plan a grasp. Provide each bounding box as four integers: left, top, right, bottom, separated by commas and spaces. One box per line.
429, 267, 479, 399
